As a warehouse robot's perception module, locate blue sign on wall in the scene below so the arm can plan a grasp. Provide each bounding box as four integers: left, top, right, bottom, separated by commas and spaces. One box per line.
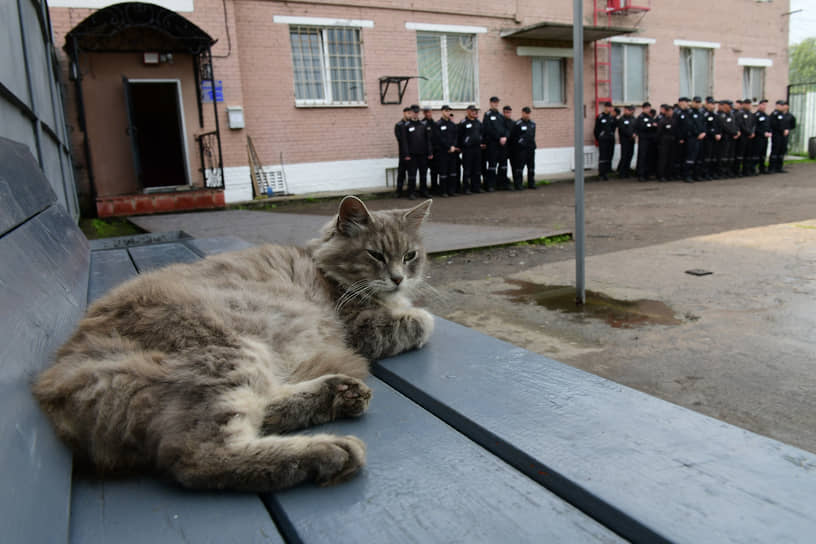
201, 80, 224, 103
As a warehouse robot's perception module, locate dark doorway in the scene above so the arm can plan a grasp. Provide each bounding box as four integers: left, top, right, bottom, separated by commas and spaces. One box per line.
124, 80, 189, 189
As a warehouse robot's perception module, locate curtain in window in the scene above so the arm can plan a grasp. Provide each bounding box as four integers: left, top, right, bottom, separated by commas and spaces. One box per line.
626, 44, 646, 102
417, 33, 443, 102
416, 32, 476, 104
611, 44, 624, 103
743, 67, 765, 101
533, 58, 563, 105
446, 35, 476, 103
679, 48, 692, 97
327, 28, 363, 102
691, 47, 711, 97
290, 28, 325, 100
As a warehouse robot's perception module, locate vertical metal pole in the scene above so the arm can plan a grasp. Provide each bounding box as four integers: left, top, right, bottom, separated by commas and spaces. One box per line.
573, 0, 586, 304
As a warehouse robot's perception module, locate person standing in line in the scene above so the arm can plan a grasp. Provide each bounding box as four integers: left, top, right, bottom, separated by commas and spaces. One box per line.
482, 96, 508, 192
432, 105, 460, 197
509, 106, 537, 190
399, 105, 433, 199
594, 101, 616, 180
458, 105, 485, 194
394, 106, 412, 197
617, 105, 636, 179
702, 97, 722, 180
421, 106, 439, 194
656, 104, 675, 182
752, 99, 771, 175
502, 105, 515, 189
687, 97, 707, 182
738, 100, 757, 176
634, 102, 656, 181
718, 100, 739, 177
672, 97, 691, 182
775, 100, 797, 173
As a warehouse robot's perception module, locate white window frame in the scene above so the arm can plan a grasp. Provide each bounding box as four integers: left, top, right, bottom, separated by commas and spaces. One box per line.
283, 23, 367, 107
413, 31, 479, 109
532, 57, 566, 108
610, 42, 649, 103
742, 66, 766, 102
679, 46, 714, 98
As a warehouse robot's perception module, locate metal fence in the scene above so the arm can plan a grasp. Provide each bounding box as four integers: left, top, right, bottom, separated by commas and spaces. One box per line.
788, 82, 816, 156
0, 0, 78, 220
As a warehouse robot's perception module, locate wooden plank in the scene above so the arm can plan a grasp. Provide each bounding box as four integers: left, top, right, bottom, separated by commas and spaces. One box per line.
183, 236, 254, 256
0, 205, 89, 544
265, 378, 624, 544
70, 478, 284, 544
127, 242, 200, 272
0, 136, 56, 236
87, 249, 138, 303
89, 230, 190, 251
374, 318, 816, 544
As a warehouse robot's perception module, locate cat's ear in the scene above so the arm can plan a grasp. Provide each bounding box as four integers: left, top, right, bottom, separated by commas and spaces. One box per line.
403, 199, 432, 230
336, 196, 372, 236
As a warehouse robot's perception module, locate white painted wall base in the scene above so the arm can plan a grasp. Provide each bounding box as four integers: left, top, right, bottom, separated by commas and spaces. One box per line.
223, 147, 610, 203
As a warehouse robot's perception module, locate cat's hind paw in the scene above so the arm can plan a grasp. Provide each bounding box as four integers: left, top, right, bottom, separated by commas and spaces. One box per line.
313, 434, 367, 486
326, 375, 372, 418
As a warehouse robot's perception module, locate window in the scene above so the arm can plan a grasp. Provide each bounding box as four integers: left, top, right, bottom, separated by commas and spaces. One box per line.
416, 32, 477, 106
611, 43, 647, 103
289, 26, 364, 105
743, 66, 765, 101
679, 47, 713, 98
532, 57, 565, 106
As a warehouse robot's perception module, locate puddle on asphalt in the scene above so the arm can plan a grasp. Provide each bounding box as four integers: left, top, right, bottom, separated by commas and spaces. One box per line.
499, 279, 682, 328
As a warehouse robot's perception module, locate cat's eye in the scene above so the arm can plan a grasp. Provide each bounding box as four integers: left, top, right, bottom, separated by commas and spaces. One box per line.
403, 251, 417, 262
367, 250, 386, 262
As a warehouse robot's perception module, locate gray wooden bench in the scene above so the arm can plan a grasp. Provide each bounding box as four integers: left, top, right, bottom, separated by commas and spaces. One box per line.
3, 135, 816, 543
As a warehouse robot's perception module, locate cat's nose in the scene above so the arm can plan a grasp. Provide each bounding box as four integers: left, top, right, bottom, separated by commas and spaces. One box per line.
391, 275, 403, 285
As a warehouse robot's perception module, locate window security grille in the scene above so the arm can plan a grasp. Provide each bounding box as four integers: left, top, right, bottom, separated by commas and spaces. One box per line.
289, 26, 365, 105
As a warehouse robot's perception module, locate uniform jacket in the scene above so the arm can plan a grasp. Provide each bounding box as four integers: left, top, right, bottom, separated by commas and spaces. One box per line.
672, 108, 691, 140
738, 110, 756, 137
771, 111, 796, 133
433, 118, 458, 152
618, 114, 636, 140
457, 117, 483, 149
657, 114, 675, 143
394, 119, 408, 157
400, 119, 432, 156
703, 109, 721, 137
634, 112, 657, 139
754, 110, 770, 135
594, 112, 616, 141
483, 109, 508, 142
509, 119, 537, 150
688, 107, 706, 138
719, 110, 738, 137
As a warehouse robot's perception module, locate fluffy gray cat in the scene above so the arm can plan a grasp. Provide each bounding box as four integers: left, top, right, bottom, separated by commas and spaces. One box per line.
33, 196, 434, 491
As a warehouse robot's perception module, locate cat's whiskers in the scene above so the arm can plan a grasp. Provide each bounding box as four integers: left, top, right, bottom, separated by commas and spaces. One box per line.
335, 280, 375, 312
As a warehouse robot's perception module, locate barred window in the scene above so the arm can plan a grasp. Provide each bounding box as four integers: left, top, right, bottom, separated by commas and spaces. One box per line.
679, 47, 713, 98
532, 57, 565, 106
611, 43, 647, 103
289, 26, 365, 105
416, 32, 477, 106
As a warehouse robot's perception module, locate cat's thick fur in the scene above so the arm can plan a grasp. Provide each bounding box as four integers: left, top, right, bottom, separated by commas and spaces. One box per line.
33, 196, 434, 491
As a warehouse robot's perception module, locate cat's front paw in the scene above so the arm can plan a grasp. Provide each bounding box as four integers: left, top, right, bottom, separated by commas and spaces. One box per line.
404, 307, 434, 348
324, 375, 372, 418
312, 434, 367, 486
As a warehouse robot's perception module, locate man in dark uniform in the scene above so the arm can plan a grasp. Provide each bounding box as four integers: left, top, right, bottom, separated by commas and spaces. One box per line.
482, 96, 508, 191
738, 100, 757, 176
509, 106, 537, 190
702, 97, 722, 180
594, 101, 616, 180
688, 97, 707, 181
432, 105, 460, 197
458, 105, 485, 194
394, 106, 412, 197
634, 102, 656, 181
672, 97, 691, 181
399, 105, 433, 199
656, 104, 675, 181
617, 105, 636, 178
718, 100, 739, 177
770, 100, 796, 173
502, 105, 515, 189
421, 107, 439, 194
753, 99, 771, 175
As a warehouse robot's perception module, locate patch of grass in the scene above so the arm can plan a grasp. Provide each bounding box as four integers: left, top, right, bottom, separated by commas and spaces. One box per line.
430, 233, 573, 258
536, 179, 553, 186
784, 157, 816, 165
79, 217, 144, 240
794, 224, 816, 230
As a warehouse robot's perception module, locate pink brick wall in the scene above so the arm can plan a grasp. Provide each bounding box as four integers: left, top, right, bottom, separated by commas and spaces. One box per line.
49, 0, 790, 196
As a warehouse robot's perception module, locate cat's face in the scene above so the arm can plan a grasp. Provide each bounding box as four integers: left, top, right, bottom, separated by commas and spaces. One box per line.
310, 197, 431, 303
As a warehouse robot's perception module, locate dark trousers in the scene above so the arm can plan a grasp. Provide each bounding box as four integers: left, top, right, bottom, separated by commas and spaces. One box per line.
462, 147, 482, 193
618, 139, 635, 177
396, 158, 408, 193
405, 154, 428, 195
753, 136, 769, 173
636, 138, 654, 179
672, 140, 686, 179
598, 138, 614, 178
736, 136, 752, 175
512, 147, 535, 188
684, 138, 700, 180
657, 138, 674, 180
720, 137, 736, 176
436, 151, 460, 195
428, 154, 439, 193
769, 133, 787, 171
485, 142, 504, 189
702, 137, 716, 178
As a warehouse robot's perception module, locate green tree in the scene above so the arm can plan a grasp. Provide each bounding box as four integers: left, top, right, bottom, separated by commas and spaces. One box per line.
789, 38, 816, 84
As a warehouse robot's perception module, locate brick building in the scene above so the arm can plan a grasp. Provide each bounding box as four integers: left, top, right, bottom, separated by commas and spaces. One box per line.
47, 0, 790, 215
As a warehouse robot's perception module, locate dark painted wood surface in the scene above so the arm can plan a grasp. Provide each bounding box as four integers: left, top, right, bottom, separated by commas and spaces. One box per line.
127, 242, 201, 272
70, 478, 284, 544
183, 236, 254, 256
87, 249, 138, 303
266, 379, 624, 544
89, 230, 191, 251
0, 205, 89, 544
0, 136, 56, 236
375, 318, 816, 544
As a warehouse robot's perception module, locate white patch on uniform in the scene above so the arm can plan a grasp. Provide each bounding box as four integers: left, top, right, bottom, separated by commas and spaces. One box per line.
666, 124, 672, 128
408, 127, 415, 132
440, 126, 447, 131
521, 126, 527, 131
466, 123, 472, 128
490, 116, 496, 120
601, 119, 607, 123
